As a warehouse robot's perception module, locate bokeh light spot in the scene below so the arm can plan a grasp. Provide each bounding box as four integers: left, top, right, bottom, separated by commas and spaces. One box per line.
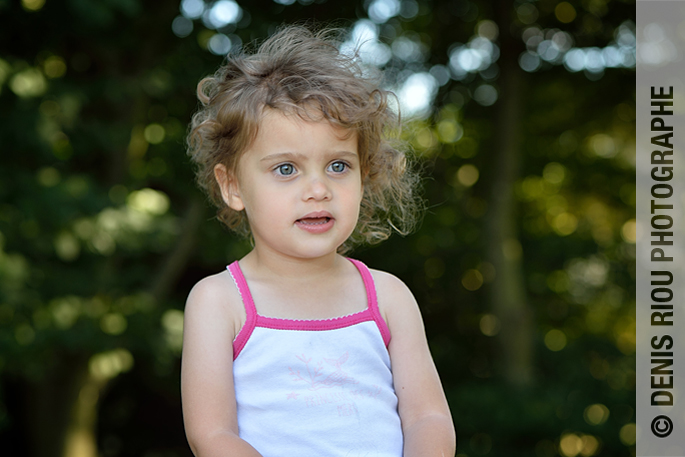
399, 0, 419, 19
208, 0, 242, 28
414, 127, 437, 150
520, 175, 544, 200
584, 404, 610, 425
580, 435, 600, 456
619, 423, 636, 446
473, 84, 498, 106
392, 36, 425, 62
437, 119, 463, 143
197, 29, 215, 50
344, 20, 391, 66
15, 324, 35, 345
555, 2, 577, 23
519, 51, 541, 72
10, 68, 47, 98
65, 176, 88, 198
368, 0, 400, 24
172, 15, 194, 38
100, 313, 127, 335
589, 133, 616, 158
559, 433, 582, 457
89, 349, 134, 381
398, 72, 438, 118
517, 3, 539, 25
144, 123, 166, 144
552, 213, 578, 236
127, 188, 170, 215
429, 65, 451, 86
208, 33, 233, 55
54, 232, 80, 261
37, 167, 61, 187
44, 56, 67, 78
181, 0, 204, 19
545, 329, 567, 351
462, 269, 483, 291
564, 48, 586, 72
621, 219, 636, 243
92, 233, 115, 255
543, 162, 566, 185
21, 0, 45, 11
162, 309, 185, 354
457, 164, 479, 187
477, 20, 498, 40
479, 314, 500, 336
51, 296, 82, 329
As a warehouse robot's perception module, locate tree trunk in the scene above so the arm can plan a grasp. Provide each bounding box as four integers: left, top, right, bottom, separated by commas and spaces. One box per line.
24, 355, 107, 457
485, 0, 534, 386
61, 371, 108, 457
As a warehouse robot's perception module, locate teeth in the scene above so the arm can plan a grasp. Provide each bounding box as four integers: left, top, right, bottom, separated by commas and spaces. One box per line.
299, 217, 329, 225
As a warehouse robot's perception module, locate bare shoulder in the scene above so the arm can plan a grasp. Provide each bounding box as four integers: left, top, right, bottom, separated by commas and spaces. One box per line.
369, 269, 414, 300
184, 269, 246, 340
368, 268, 421, 328
182, 270, 245, 446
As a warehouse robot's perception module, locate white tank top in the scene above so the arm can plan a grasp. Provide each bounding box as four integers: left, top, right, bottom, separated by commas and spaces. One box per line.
228, 258, 404, 457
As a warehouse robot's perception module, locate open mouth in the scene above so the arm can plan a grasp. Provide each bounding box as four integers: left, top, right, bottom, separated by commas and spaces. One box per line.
296, 217, 331, 225
295, 214, 334, 234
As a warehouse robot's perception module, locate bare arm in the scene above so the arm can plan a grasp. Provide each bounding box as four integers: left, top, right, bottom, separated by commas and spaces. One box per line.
181, 274, 263, 457
375, 271, 456, 457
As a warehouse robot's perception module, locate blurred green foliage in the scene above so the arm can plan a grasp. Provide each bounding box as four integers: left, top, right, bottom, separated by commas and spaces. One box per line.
0, 0, 634, 456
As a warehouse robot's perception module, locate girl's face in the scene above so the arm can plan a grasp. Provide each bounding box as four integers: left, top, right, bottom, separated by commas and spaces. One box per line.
216, 109, 363, 261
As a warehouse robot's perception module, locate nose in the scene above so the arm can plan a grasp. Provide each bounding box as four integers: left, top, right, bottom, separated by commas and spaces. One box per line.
303, 175, 332, 201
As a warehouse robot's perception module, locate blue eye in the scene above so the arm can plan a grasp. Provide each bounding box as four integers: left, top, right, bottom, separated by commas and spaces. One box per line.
328, 161, 347, 173
276, 163, 295, 176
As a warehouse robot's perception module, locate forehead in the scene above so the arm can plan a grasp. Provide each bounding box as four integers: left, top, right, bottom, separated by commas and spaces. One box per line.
247, 108, 358, 153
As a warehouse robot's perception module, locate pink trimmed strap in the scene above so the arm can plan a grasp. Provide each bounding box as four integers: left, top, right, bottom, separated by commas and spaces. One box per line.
258, 310, 373, 332
227, 258, 392, 357
347, 259, 392, 347
227, 261, 258, 360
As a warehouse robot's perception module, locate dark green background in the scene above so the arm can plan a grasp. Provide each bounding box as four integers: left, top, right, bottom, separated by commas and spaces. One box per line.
0, 0, 635, 456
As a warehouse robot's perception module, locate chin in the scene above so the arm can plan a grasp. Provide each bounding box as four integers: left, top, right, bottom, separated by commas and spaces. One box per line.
287, 242, 346, 260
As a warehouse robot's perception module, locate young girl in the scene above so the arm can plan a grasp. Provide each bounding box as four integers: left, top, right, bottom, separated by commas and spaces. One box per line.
181, 26, 456, 457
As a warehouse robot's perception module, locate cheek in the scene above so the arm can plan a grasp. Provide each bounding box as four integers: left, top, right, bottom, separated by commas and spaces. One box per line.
350, 185, 363, 215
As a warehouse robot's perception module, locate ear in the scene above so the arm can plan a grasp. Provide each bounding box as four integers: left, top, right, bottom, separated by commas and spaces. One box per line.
214, 164, 245, 211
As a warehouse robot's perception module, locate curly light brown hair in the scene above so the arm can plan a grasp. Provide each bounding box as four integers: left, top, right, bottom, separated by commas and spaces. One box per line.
187, 25, 421, 252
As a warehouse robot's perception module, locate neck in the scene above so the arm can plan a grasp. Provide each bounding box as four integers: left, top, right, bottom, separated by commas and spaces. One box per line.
240, 247, 344, 281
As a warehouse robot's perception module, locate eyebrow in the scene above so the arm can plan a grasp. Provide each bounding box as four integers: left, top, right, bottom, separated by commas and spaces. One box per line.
260, 151, 358, 163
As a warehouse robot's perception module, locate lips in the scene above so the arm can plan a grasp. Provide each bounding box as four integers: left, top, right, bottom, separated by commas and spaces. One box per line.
298, 217, 330, 225
297, 211, 333, 222
295, 211, 334, 233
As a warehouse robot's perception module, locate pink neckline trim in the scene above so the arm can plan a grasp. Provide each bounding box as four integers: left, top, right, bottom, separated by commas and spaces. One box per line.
227, 258, 392, 359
